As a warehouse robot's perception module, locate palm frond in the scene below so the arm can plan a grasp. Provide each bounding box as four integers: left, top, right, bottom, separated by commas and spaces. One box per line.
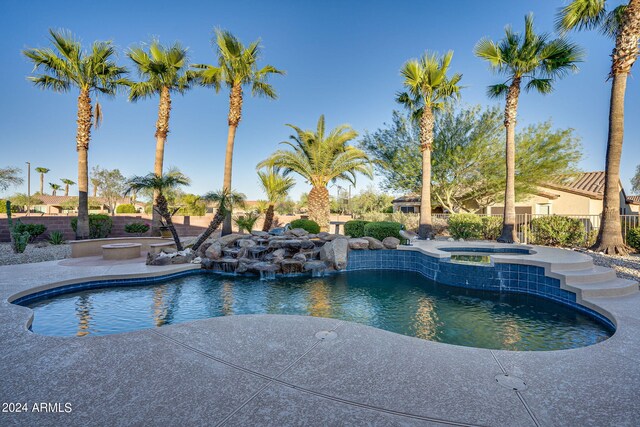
555, 0, 606, 34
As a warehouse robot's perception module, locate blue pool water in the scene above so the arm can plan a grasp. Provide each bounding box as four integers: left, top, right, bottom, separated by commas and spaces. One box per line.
20, 270, 612, 350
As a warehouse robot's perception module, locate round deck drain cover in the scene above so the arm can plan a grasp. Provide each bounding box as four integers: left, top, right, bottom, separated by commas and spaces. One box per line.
495, 374, 527, 391
315, 330, 337, 340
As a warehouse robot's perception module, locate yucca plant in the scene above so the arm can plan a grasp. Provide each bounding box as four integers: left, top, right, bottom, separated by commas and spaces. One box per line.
557, 0, 639, 254
475, 14, 584, 242
191, 29, 284, 235
24, 30, 129, 239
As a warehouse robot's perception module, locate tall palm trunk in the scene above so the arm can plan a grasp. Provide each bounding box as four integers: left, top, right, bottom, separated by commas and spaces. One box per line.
309, 186, 330, 231
418, 106, 434, 239
39, 174, 44, 195
64, 184, 69, 196
156, 192, 183, 251
76, 88, 93, 240
222, 83, 243, 236
152, 86, 171, 236
191, 209, 226, 252
92, 182, 98, 197
592, 0, 639, 254
263, 204, 275, 231
498, 78, 521, 243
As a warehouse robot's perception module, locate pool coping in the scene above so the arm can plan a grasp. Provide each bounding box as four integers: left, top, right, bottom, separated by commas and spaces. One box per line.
1, 242, 639, 425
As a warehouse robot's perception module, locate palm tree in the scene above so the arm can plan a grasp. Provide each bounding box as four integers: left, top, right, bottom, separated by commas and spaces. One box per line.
475, 14, 584, 243
61, 178, 76, 196
49, 182, 62, 196
24, 30, 129, 239
557, 0, 639, 255
257, 167, 296, 231
127, 40, 193, 236
258, 115, 372, 230
190, 189, 246, 252
124, 172, 190, 251
397, 51, 463, 239
34, 167, 49, 194
191, 29, 284, 235
91, 176, 100, 197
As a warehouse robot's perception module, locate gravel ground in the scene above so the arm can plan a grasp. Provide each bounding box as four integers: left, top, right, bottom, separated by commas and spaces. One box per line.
581, 250, 640, 283
0, 242, 71, 266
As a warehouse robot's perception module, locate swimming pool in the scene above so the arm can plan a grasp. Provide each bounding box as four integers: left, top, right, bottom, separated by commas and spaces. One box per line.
18, 270, 612, 350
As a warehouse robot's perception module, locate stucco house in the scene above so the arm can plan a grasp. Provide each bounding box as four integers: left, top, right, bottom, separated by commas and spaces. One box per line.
29, 195, 144, 215
392, 171, 638, 217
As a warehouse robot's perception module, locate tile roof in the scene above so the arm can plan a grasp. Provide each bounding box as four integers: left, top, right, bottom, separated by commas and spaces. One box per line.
543, 171, 606, 198
32, 195, 141, 206
627, 195, 640, 205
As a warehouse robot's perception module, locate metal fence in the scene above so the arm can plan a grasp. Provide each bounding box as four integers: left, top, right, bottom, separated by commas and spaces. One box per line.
432, 213, 639, 245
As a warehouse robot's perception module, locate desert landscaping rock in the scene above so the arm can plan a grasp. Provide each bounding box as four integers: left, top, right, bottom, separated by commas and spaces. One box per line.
205, 242, 223, 260
332, 238, 348, 270
218, 233, 245, 247
0, 243, 71, 266
238, 239, 257, 248
251, 230, 270, 238
363, 236, 384, 250
287, 228, 309, 237
383, 237, 400, 249
348, 238, 370, 250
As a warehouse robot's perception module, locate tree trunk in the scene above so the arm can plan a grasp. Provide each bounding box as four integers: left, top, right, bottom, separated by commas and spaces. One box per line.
191, 209, 226, 252
64, 184, 69, 196
75, 88, 93, 240
222, 83, 243, 236
152, 86, 171, 236
497, 78, 521, 243
592, 74, 629, 254
262, 204, 275, 231
308, 186, 330, 231
39, 174, 44, 195
92, 183, 98, 198
156, 193, 183, 251
418, 107, 434, 239
592, 0, 639, 254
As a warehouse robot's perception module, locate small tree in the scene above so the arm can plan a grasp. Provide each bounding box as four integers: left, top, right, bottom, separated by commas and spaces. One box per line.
91, 166, 126, 214
191, 189, 246, 252
0, 166, 23, 191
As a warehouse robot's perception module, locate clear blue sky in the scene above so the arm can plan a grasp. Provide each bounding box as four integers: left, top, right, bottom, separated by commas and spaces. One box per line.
1, 0, 638, 200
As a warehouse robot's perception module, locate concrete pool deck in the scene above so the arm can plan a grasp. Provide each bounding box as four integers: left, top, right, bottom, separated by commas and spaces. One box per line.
1, 243, 639, 426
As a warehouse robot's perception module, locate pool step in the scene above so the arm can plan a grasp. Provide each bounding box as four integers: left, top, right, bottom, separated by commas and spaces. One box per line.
558, 266, 617, 285
564, 278, 639, 298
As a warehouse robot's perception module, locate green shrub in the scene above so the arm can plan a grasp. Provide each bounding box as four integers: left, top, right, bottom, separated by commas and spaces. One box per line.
124, 222, 150, 235
290, 218, 320, 234
115, 204, 137, 214
382, 206, 393, 214
481, 216, 502, 240
48, 231, 66, 245
0, 200, 20, 213
627, 227, 640, 253
344, 220, 370, 237
529, 215, 586, 247
234, 212, 261, 233
448, 214, 483, 239
13, 222, 47, 243
363, 221, 403, 241
70, 214, 113, 239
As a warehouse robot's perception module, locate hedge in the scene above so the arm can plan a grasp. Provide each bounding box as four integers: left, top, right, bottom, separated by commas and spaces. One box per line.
115, 204, 137, 214
13, 222, 47, 242
344, 220, 370, 238
363, 221, 403, 241
481, 216, 502, 240
529, 215, 586, 247
290, 218, 320, 234
627, 227, 640, 252
71, 214, 113, 239
448, 214, 483, 239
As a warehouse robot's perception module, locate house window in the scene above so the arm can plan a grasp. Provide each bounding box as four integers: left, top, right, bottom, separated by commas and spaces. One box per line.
400, 206, 416, 214
536, 203, 551, 215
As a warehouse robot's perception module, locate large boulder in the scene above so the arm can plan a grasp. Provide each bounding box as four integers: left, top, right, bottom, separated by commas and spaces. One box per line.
287, 228, 309, 237
292, 252, 307, 262
268, 239, 314, 250
281, 259, 304, 274
218, 233, 245, 247
251, 230, 270, 238
205, 242, 223, 260
332, 238, 348, 270
200, 258, 215, 269
363, 236, 384, 250
348, 238, 369, 250
146, 252, 171, 266
238, 239, 256, 248
382, 236, 400, 249
319, 241, 334, 262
